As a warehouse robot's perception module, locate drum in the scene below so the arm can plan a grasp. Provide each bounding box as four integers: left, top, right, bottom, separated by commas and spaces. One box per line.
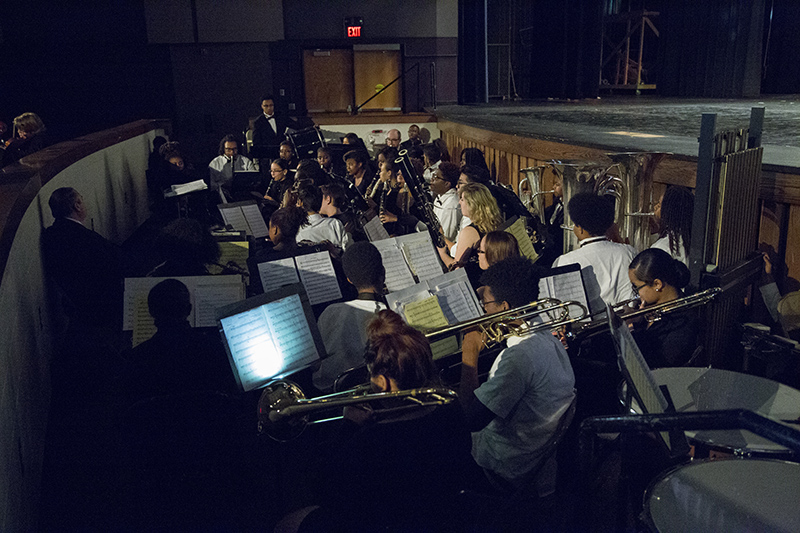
287, 125, 325, 159
619, 367, 800, 458
644, 458, 800, 533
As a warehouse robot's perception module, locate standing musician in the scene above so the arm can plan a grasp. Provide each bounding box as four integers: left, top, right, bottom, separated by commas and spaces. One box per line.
460, 257, 576, 496
292, 310, 475, 533
628, 248, 699, 368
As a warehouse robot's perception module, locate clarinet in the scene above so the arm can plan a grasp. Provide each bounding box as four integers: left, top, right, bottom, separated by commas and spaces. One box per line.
394, 150, 445, 247
379, 180, 389, 217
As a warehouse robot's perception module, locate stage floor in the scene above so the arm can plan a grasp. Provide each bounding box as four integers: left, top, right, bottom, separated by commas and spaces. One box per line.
434, 96, 800, 170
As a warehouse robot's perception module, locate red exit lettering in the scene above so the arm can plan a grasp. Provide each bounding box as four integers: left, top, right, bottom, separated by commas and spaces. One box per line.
347, 26, 361, 38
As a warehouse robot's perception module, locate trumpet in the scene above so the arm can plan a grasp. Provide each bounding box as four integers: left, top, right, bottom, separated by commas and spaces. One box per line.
424, 298, 589, 348
257, 380, 457, 441
571, 287, 722, 340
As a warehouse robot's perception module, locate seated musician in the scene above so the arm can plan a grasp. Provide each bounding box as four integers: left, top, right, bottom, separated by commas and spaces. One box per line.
297, 310, 475, 532
264, 158, 294, 206
312, 242, 387, 392
378, 157, 424, 236
552, 192, 637, 309
208, 134, 255, 201
478, 230, 520, 270
651, 186, 693, 266
628, 248, 699, 368
431, 162, 463, 243
460, 257, 576, 496
343, 149, 373, 197
319, 183, 363, 241
295, 181, 352, 250
438, 183, 502, 289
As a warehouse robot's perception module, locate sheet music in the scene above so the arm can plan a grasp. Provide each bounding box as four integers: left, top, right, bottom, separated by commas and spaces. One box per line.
131, 291, 157, 347
436, 282, 480, 324
430, 335, 460, 360
373, 238, 416, 292
263, 294, 320, 377
396, 232, 445, 282
295, 251, 343, 306
363, 215, 391, 242
207, 241, 250, 276
504, 217, 539, 262
539, 269, 590, 312
219, 304, 280, 391
123, 276, 244, 331
194, 277, 246, 327
241, 203, 269, 238
258, 258, 300, 294
403, 295, 449, 330
218, 205, 249, 233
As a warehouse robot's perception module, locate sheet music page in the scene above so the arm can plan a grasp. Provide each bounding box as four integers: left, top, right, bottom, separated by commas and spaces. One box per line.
429, 270, 482, 324
219, 304, 279, 391
241, 203, 269, 238
263, 294, 320, 378
403, 295, 449, 330
363, 216, 391, 242
258, 257, 300, 294
131, 291, 157, 347
430, 335, 460, 360
218, 206, 249, 233
385, 281, 432, 316
295, 251, 343, 306
396, 232, 445, 282
538, 269, 590, 312
373, 237, 416, 292
207, 241, 250, 276
193, 275, 245, 327
504, 217, 539, 262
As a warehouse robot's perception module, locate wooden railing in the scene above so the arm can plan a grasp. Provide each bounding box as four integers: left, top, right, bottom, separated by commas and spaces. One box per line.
439, 118, 800, 287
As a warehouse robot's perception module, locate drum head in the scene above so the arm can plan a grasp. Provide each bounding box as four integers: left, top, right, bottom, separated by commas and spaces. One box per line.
644, 459, 800, 533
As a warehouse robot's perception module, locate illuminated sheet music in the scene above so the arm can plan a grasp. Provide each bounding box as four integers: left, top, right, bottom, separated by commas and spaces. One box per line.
397, 232, 445, 282
295, 251, 343, 305
504, 217, 539, 262
538, 268, 590, 312
403, 295, 449, 330
373, 238, 416, 292
429, 269, 482, 324
258, 258, 300, 294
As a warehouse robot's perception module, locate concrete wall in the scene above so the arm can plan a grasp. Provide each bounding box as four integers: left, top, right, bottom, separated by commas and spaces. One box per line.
0, 129, 159, 530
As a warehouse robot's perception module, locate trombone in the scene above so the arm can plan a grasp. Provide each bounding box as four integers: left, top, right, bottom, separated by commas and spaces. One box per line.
257, 380, 457, 442
423, 298, 589, 348
571, 287, 722, 340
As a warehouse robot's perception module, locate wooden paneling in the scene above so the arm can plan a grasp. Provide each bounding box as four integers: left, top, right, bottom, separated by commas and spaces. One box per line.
787, 206, 800, 287
353, 50, 401, 110
303, 49, 353, 113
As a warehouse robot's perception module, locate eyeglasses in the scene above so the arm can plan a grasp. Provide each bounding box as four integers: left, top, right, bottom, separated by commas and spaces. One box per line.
631, 281, 649, 295
481, 299, 499, 310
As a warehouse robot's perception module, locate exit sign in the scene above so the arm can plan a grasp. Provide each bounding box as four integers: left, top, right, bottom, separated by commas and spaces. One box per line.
344, 17, 363, 38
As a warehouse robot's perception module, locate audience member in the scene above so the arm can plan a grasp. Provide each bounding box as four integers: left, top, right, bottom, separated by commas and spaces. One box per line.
460, 257, 575, 495
399, 124, 422, 150
313, 242, 388, 392
1, 112, 49, 167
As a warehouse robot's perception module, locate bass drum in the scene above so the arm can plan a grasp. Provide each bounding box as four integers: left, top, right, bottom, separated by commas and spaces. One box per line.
643, 458, 800, 533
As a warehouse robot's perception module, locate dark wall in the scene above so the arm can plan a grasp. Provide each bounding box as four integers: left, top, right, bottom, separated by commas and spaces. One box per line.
0, 1, 174, 142
658, 0, 764, 98
761, 0, 800, 94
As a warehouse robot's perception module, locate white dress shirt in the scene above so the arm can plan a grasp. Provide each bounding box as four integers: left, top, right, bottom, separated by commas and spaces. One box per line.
651, 235, 688, 266
208, 155, 255, 190
552, 236, 637, 309
296, 213, 353, 250
423, 160, 441, 183
433, 188, 462, 243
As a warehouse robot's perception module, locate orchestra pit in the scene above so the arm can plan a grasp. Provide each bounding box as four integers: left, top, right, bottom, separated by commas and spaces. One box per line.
3, 1, 800, 531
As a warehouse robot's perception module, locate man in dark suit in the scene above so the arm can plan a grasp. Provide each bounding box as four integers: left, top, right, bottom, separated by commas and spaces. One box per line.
41, 187, 122, 329
251, 95, 291, 162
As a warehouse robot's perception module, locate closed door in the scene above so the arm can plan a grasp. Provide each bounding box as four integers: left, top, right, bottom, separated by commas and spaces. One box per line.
303, 49, 354, 113
353, 49, 401, 111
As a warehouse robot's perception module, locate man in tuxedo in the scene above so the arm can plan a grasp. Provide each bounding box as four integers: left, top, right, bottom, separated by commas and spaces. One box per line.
41, 187, 122, 329
251, 95, 290, 161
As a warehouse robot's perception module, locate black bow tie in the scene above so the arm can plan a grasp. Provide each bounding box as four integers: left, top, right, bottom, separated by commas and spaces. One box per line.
265, 115, 274, 120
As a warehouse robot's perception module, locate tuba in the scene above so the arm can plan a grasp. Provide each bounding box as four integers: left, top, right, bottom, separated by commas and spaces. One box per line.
600, 152, 670, 252
518, 165, 553, 221
547, 160, 609, 254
